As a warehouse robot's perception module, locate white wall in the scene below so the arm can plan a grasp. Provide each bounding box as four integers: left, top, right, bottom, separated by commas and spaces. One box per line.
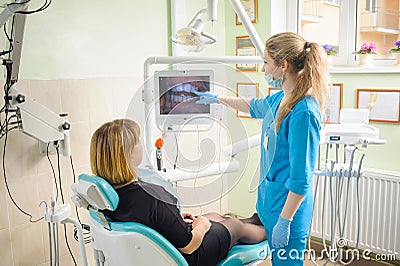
20, 0, 169, 79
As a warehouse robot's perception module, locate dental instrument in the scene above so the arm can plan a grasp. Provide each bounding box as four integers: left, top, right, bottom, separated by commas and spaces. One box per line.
155, 138, 164, 171
309, 108, 386, 265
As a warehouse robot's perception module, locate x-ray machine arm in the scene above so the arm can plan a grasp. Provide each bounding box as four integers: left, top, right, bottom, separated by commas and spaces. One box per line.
1, 1, 71, 156
0, 3, 87, 265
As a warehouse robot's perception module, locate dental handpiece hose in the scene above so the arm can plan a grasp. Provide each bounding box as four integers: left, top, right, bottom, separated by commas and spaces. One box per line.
155, 138, 164, 171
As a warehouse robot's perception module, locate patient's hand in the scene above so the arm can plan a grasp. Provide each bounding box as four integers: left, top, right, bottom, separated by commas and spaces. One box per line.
179, 215, 211, 255
181, 212, 195, 224
192, 215, 211, 233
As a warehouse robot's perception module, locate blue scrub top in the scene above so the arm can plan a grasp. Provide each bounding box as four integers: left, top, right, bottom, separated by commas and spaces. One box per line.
250, 90, 321, 239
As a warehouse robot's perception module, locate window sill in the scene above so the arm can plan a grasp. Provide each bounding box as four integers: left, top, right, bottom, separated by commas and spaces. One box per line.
323, 2, 340, 8
329, 65, 400, 74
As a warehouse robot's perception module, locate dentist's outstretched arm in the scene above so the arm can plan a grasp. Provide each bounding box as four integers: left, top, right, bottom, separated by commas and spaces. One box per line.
193, 91, 251, 114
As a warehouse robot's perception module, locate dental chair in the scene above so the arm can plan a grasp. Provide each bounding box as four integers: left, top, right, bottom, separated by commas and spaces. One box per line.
71, 173, 270, 266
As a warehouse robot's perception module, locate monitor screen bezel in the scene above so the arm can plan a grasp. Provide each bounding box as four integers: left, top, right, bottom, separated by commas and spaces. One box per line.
154, 69, 215, 130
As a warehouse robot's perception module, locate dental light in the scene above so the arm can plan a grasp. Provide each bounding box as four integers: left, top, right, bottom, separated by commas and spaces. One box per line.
171, 0, 265, 55
171, 0, 218, 52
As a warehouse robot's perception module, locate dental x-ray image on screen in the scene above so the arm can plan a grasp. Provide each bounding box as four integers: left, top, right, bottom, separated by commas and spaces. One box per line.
158, 76, 210, 115
154, 70, 215, 130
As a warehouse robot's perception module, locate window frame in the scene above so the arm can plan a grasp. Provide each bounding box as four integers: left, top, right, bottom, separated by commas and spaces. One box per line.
276, 0, 398, 68
324, 0, 340, 6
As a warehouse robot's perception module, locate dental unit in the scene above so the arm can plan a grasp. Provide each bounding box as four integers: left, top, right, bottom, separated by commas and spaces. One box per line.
74, 0, 271, 265
320, 108, 386, 147
310, 108, 386, 265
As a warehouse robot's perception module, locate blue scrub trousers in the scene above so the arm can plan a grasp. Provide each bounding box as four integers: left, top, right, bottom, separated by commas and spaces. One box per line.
266, 230, 307, 266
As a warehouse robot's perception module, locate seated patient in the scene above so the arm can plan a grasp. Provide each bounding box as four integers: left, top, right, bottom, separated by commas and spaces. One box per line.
90, 119, 266, 266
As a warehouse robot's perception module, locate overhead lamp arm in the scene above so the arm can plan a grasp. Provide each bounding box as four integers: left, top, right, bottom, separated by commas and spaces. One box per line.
201, 31, 217, 44
187, 8, 207, 27
171, 0, 264, 57
230, 0, 264, 58
187, 0, 218, 25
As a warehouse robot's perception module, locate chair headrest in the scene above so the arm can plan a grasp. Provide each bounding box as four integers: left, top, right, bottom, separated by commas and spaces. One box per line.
71, 174, 119, 211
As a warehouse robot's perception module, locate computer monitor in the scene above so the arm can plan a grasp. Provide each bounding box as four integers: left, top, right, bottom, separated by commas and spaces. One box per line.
154, 70, 214, 131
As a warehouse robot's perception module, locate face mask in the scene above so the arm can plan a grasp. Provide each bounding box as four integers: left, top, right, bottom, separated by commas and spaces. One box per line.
265, 68, 283, 88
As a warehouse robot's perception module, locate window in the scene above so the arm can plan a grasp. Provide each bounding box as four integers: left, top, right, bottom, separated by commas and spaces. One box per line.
300, 0, 341, 58
324, 0, 340, 5
357, 0, 400, 61
279, 0, 400, 67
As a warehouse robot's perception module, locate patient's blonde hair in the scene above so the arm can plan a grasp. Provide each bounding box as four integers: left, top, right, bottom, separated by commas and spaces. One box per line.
265, 32, 330, 131
90, 119, 140, 186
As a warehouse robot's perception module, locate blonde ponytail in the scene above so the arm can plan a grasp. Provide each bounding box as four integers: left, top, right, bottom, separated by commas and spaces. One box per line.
265, 33, 330, 131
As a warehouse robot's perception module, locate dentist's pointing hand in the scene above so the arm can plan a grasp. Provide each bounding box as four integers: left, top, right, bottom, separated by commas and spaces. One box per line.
192, 90, 219, 105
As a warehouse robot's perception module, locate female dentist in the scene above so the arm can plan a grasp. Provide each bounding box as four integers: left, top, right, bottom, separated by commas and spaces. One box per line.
194, 32, 330, 265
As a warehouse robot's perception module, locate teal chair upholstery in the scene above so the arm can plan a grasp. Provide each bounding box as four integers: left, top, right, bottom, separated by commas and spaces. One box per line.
74, 174, 269, 265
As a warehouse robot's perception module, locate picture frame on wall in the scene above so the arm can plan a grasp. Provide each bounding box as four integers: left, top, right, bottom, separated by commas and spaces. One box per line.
356, 89, 400, 123
236, 0, 258, 25
325, 83, 343, 124
268, 84, 343, 123
236, 82, 259, 118
236, 36, 258, 72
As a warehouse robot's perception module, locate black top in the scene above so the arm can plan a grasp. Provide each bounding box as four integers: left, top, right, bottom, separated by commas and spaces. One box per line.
102, 181, 192, 248
101, 181, 231, 266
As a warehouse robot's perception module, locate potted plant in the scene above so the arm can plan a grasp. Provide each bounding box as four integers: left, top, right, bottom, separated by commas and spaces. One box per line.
389, 40, 400, 66
322, 44, 337, 66
353, 42, 376, 67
